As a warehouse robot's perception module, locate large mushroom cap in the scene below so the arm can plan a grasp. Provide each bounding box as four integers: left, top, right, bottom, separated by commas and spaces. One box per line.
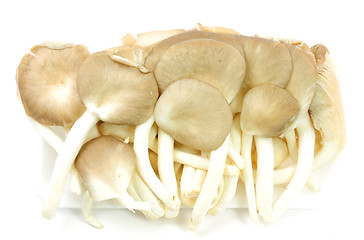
154, 79, 233, 151
154, 38, 246, 103
144, 30, 245, 71
16, 43, 89, 126
75, 135, 136, 201
241, 83, 299, 137
77, 51, 159, 125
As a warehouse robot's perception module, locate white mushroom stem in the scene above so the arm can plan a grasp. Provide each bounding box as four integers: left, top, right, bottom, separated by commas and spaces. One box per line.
180, 166, 195, 198
210, 177, 225, 209
208, 174, 239, 216
127, 183, 159, 219
285, 129, 298, 163
69, 164, 83, 195
189, 135, 230, 231
191, 169, 206, 198
83, 191, 104, 229
254, 136, 274, 221
241, 133, 259, 223
134, 116, 178, 210
115, 188, 152, 212
130, 172, 165, 219
157, 129, 180, 218
173, 149, 239, 177
271, 114, 315, 221
228, 144, 244, 170
42, 110, 99, 219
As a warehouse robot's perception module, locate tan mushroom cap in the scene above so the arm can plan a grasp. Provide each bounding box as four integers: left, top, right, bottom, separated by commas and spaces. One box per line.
194, 23, 241, 35
241, 83, 299, 137
154, 38, 246, 103
154, 79, 233, 151
16, 43, 89, 126
77, 51, 158, 125
239, 36, 293, 89
144, 30, 245, 71
75, 135, 136, 201
309, 44, 346, 150
284, 44, 317, 129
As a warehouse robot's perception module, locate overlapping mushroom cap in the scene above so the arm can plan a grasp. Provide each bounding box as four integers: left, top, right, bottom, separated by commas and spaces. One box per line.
17, 42, 89, 126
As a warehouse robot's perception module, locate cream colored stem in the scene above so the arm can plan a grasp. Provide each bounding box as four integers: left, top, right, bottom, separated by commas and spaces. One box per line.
157, 129, 180, 218
130, 172, 165, 219
271, 114, 315, 221
83, 191, 103, 229
127, 184, 158, 219
180, 166, 195, 198
241, 133, 259, 223
191, 169, 206, 198
42, 110, 99, 219
208, 174, 239, 216
116, 188, 152, 212
134, 116, 178, 210
255, 136, 274, 221
285, 129, 298, 163
189, 135, 230, 231
228, 143, 244, 170
173, 149, 239, 177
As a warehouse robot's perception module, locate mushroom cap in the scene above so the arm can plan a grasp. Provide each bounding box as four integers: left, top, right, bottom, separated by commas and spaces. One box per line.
154, 79, 233, 151
284, 44, 317, 129
144, 30, 245, 71
77, 51, 159, 125
239, 36, 292, 89
154, 38, 246, 103
194, 23, 241, 35
241, 83, 300, 137
16, 43, 89, 126
75, 135, 136, 201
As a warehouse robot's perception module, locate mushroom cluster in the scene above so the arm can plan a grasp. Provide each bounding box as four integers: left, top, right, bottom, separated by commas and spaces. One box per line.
16, 24, 345, 230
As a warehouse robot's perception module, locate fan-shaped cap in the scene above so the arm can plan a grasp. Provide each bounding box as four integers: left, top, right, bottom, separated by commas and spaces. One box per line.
75, 135, 136, 201
240, 36, 292, 89
77, 51, 159, 125
154, 79, 233, 151
154, 39, 246, 103
241, 83, 299, 137
144, 30, 245, 71
16, 42, 89, 126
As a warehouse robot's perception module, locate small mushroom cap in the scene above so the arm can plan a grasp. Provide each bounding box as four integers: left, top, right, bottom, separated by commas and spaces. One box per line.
77, 51, 158, 125
154, 38, 246, 103
241, 83, 300, 137
144, 30, 245, 71
154, 79, 233, 151
194, 23, 241, 35
239, 36, 292, 89
75, 135, 136, 201
16, 43, 89, 126
99, 123, 135, 142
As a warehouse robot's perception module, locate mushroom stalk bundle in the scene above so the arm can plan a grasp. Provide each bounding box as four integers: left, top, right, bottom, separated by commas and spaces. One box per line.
16, 24, 345, 231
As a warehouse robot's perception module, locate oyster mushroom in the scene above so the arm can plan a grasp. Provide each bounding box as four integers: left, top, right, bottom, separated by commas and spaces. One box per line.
42, 50, 159, 219
75, 135, 151, 228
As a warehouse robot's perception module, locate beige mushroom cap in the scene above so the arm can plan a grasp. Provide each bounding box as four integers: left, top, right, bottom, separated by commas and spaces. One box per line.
77, 51, 158, 125
241, 83, 299, 137
144, 30, 245, 71
75, 135, 136, 201
16, 43, 89, 126
239, 36, 293, 89
154, 79, 233, 151
154, 38, 246, 103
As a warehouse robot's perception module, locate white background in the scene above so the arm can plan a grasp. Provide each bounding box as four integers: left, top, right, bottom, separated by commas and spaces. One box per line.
1, 0, 363, 239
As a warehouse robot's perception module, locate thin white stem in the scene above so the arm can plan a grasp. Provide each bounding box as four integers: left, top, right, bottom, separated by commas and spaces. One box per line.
209, 177, 225, 210
255, 136, 274, 221
228, 143, 244, 170
189, 135, 230, 231
131, 171, 165, 218
208, 174, 239, 216
173, 149, 239, 177
82, 191, 103, 229
116, 188, 152, 212
28, 116, 63, 152
69, 163, 83, 195
134, 116, 178, 210
285, 129, 298, 163
180, 166, 195, 198
271, 114, 315, 221
241, 133, 259, 223
42, 110, 99, 219
190, 169, 206, 198
157, 129, 180, 218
